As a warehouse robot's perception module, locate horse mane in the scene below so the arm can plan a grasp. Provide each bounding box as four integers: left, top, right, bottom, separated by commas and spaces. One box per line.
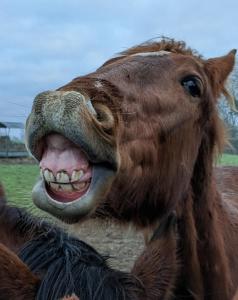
19, 226, 141, 300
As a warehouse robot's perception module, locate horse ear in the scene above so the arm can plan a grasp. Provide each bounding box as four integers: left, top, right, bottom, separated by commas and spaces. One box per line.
204, 49, 236, 98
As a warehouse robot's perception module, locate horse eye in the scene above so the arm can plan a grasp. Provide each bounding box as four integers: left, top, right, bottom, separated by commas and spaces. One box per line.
181, 76, 202, 98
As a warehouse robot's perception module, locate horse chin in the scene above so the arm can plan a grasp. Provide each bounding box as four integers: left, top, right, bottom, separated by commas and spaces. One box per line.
32, 164, 116, 223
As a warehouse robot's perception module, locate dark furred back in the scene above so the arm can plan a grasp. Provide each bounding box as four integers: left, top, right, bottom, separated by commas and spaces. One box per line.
19, 227, 141, 300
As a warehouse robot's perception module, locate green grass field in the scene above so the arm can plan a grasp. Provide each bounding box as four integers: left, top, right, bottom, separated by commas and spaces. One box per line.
0, 153, 237, 210
0, 164, 40, 212
217, 153, 238, 166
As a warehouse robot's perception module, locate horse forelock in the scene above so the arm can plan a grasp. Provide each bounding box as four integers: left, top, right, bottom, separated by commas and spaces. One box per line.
101, 37, 202, 68
121, 37, 201, 56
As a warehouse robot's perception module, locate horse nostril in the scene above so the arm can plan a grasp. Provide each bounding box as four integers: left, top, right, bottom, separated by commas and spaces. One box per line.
93, 103, 115, 132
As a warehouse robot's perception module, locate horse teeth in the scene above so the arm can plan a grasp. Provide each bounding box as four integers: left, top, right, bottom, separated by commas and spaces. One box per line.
50, 182, 60, 191
56, 171, 70, 183
73, 182, 86, 191
43, 169, 55, 182
60, 184, 74, 192
71, 170, 84, 182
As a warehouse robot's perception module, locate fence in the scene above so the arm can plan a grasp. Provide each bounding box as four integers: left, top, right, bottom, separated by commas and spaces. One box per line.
0, 122, 28, 158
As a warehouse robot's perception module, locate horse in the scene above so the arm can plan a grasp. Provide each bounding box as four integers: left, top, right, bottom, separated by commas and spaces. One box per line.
0, 183, 176, 299
0, 38, 237, 299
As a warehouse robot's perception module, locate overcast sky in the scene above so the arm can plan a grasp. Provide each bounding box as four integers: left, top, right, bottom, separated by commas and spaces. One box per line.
0, 0, 237, 123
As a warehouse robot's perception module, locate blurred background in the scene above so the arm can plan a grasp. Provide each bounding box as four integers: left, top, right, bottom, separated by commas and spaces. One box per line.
0, 0, 237, 205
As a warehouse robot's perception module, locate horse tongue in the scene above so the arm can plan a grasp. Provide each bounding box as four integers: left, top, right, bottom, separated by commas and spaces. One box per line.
39, 134, 90, 176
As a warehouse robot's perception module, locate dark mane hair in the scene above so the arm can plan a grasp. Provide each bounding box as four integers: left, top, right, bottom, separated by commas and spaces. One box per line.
19, 227, 141, 300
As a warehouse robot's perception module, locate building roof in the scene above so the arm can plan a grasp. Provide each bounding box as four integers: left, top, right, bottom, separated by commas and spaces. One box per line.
0, 122, 24, 129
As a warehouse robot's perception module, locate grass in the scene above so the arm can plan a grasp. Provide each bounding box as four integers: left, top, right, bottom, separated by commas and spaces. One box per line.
0, 153, 237, 210
0, 164, 41, 213
217, 153, 238, 166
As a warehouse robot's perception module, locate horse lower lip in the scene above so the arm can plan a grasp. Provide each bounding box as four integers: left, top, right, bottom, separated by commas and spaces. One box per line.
49, 180, 90, 192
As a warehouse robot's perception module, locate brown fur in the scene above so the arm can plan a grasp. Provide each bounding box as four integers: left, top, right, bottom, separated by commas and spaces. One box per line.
0, 38, 237, 299
0, 243, 39, 299
0, 201, 34, 253
233, 289, 238, 300
59, 38, 237, 299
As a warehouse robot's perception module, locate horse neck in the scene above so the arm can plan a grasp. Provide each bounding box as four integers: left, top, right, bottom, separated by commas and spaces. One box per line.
177, 141, 233, 299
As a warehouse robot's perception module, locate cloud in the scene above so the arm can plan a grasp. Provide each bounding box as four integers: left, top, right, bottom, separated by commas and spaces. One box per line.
0, 0, 237, 122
